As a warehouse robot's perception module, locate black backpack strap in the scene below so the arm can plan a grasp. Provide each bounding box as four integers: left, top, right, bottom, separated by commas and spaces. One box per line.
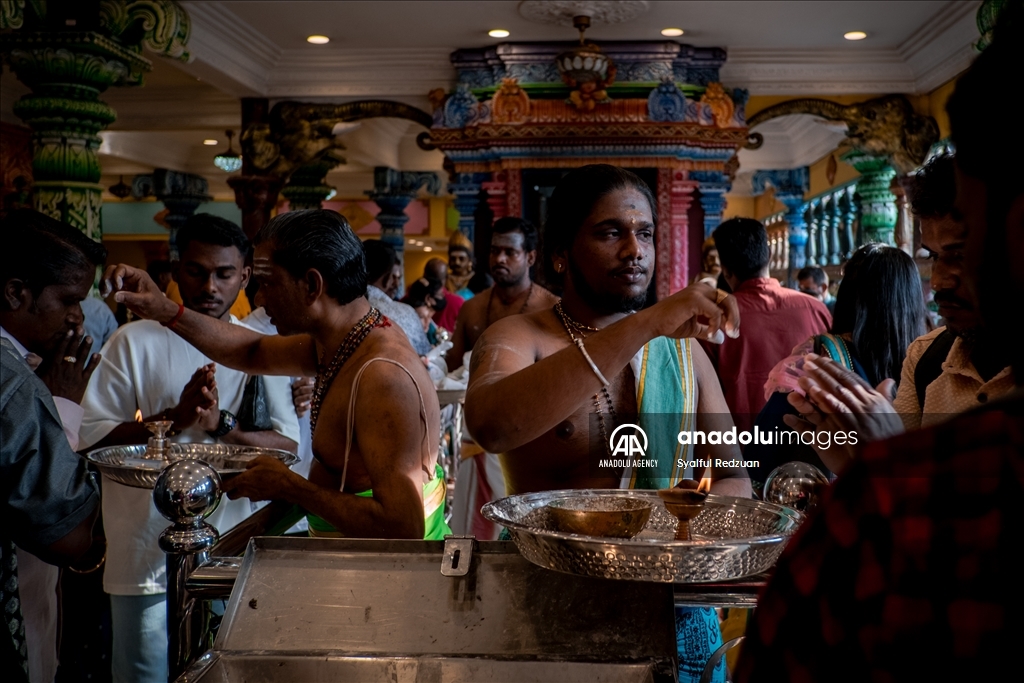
914, 329, 956, 410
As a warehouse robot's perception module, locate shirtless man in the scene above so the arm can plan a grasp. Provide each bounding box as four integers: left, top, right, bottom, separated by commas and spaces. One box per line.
445, 217, 557, 537
465, 165, 750, 682
466, 165, 750, 680
103, 209, 450, 540
466, 165, 751, 496
448, 216, 558, 372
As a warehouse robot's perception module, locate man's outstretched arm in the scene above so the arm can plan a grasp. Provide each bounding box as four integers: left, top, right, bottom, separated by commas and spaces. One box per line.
102, 263, 316, 378
466, 284, 740, 454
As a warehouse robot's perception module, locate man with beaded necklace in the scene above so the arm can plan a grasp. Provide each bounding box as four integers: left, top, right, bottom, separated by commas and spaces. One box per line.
464, 165, 751, 683
446, 216, 558, 538
102, 209, 451, 542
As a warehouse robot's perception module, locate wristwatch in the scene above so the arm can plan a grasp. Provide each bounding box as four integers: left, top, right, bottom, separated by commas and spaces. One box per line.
207, 409, 238, 439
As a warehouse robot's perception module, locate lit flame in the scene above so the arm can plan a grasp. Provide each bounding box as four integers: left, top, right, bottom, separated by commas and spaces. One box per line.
135, 409, 143, 423
698, 474, 712, 494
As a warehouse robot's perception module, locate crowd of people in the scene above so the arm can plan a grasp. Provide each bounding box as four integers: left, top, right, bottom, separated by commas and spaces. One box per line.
2, 7, 1021, 682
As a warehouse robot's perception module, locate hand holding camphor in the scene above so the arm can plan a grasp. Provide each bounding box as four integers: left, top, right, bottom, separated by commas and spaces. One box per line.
101, 263, 180, 323
651, 282, 740, 344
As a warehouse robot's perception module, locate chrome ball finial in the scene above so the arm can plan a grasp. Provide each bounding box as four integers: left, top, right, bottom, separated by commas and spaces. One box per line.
763, 461, 830, 513
153, 459, 222, 526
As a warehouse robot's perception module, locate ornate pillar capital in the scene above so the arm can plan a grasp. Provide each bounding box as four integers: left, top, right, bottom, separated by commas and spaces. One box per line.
842, 151, 897, 245
132, 169, 211, 258
691, 170, 732, 237
751, 167, 810, 201
752, 167, 811, 276
1, 0, 193, 239
228, 175, 285, 241
281, 158, 343, 210
447, 172, 489, 243
367, 167, 440, 248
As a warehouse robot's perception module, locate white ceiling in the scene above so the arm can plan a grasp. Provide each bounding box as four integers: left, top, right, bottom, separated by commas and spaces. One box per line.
1, 1, 980, 200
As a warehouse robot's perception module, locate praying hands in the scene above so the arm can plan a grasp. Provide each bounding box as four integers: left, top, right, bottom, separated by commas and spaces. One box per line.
783, 353, 905, 475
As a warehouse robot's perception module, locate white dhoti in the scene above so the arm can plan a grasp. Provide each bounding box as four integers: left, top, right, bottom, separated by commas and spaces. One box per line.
449, 446, 506, 540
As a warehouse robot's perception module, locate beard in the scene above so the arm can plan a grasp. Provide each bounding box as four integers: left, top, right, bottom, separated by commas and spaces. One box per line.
568, 258, 648, 314
493, 265, 527, 287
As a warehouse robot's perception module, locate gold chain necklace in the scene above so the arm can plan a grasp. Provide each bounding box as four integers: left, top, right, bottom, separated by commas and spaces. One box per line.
310, 307, 383, 437
553, 302, 615, 455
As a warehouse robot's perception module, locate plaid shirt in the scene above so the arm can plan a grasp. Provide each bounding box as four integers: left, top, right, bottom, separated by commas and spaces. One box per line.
736, 393, 1024, 682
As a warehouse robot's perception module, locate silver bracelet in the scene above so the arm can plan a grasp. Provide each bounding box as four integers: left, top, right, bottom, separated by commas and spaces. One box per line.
574, 338, 610, 386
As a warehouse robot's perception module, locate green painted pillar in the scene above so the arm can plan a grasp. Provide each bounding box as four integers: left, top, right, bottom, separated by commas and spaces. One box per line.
1, 1, 191, 239
842, 150, 898, 246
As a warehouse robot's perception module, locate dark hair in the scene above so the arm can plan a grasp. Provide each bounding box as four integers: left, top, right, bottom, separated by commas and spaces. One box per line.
831, 243, 926, 387
947, 4, 1024, 353
1, 209, 107, 297
492, 216, 539, 252
906, 153, 956, 218
712, 218, 770, 282
402, 276, 444, 309
468, 271, 494, 294
255, 209, 367, 305
544, 165, 657, 284
176, 213, 250, 259
947, 2, 1023, 190
362, 239, 398, 285
797, 266, 827, 287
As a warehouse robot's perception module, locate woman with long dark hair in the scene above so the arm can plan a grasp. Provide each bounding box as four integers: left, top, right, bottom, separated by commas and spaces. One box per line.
749, 243, 927, 483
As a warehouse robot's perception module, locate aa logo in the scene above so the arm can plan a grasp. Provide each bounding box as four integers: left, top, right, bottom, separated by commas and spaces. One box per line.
609, 423, 648, 458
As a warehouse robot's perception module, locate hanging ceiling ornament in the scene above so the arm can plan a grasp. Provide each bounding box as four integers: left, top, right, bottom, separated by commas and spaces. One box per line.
214, 130, 242, 172
556, 14, 616, 110
108, 175, 131, 199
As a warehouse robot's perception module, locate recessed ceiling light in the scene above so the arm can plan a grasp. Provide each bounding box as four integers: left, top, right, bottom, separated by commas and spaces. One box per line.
423, 246, 433, 252
306, 35, 330, 44
844, 31, 867, 41
203, 139, 218, 146
661, 28, 684, 37
488, 29, 510, 38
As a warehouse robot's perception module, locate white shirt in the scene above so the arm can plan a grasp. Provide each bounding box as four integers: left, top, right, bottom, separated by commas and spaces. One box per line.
79, 317, 300, 596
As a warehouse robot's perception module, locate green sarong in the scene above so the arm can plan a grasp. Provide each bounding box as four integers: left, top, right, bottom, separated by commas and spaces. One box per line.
306, 464, 451, 540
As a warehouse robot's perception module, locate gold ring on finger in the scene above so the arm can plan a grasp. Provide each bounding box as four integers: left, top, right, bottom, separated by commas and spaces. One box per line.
63, 355, 77, 363
715, 288, 729, 304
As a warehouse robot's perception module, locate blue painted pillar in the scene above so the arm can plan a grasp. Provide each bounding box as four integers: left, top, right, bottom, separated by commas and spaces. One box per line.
367, 167, 440, 290
752, 167, 810, 281
691, 171, 731, 237
448, 172, 488, 244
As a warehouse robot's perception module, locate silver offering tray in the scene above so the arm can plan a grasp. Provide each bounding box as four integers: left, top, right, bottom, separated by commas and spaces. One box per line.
86, 443, 299, 489
482, 489, 804, 584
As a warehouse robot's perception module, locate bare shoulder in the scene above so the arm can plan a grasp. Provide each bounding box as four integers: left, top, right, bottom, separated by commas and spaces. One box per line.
357, 328, 432, 387
526, 285, 560, 313
460, 288, 490, 314
469, 307, 555, 375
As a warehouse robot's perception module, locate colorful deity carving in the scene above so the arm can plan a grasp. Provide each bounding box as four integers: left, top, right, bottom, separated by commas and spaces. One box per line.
700, 83, 736, 128
491, 78, 531, 124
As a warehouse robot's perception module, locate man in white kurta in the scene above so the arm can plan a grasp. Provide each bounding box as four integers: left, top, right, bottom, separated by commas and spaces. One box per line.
79, 214, 299, 683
